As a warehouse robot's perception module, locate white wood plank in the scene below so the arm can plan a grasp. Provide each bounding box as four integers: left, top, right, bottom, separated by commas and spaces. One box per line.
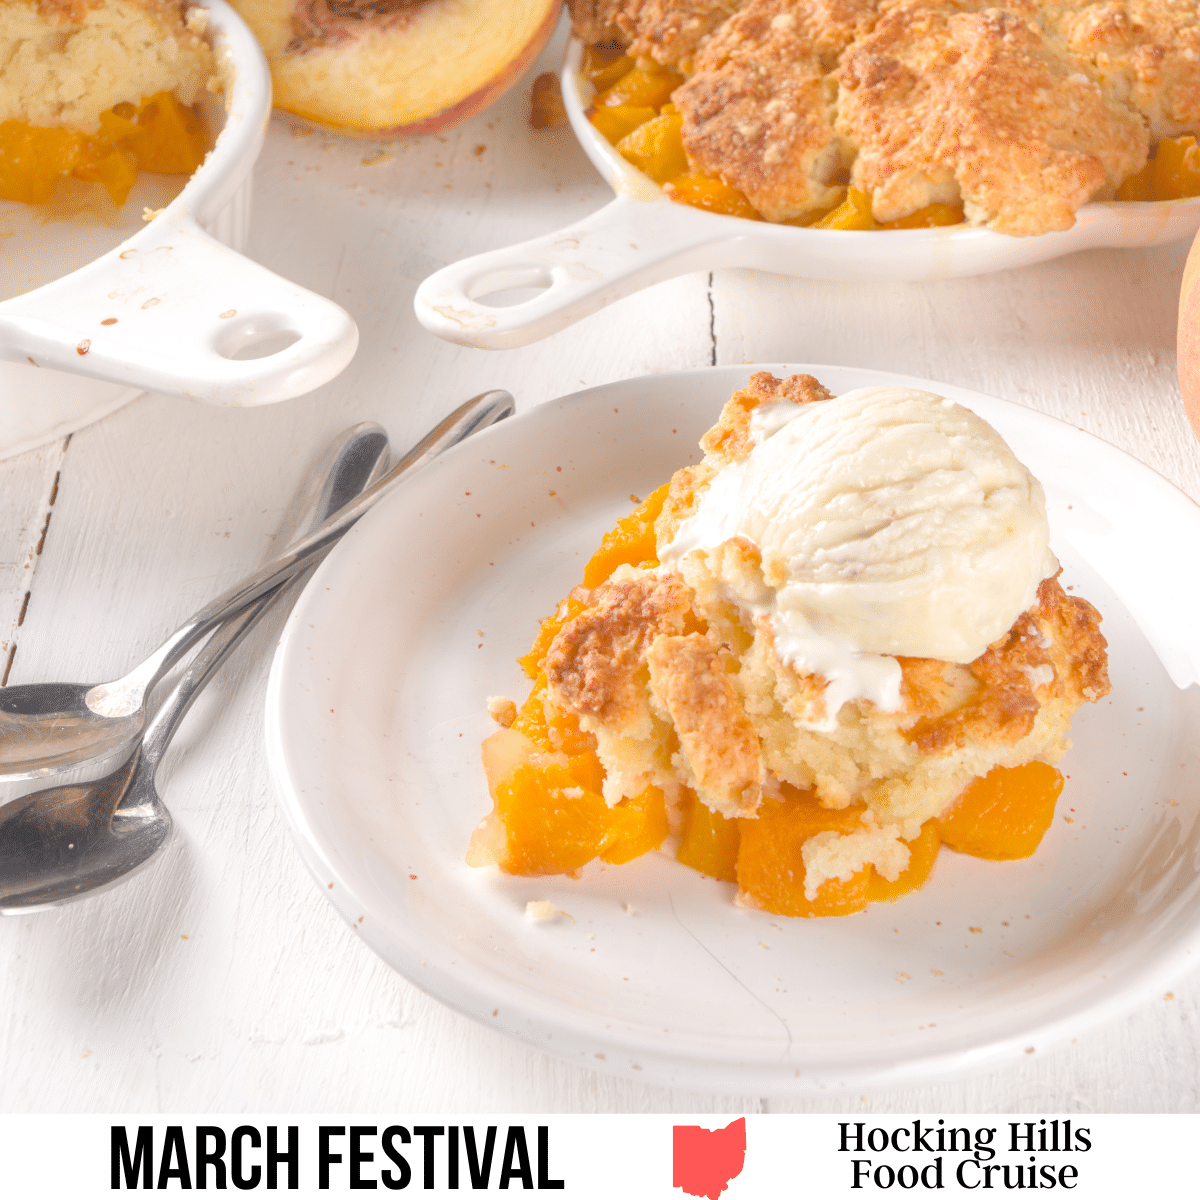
0, 437, 69, 685
710, 242, 1200, 501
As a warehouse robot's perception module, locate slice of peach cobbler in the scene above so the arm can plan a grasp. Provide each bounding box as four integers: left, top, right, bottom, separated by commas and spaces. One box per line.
468, 373, 1110, 917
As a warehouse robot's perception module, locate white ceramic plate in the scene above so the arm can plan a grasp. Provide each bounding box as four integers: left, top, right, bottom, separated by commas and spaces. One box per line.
266, 365, 1200, 1095
414, 40, 1200, 350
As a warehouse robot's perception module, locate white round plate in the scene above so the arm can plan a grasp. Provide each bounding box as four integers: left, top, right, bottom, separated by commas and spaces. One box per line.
266, 365, 1200, 1095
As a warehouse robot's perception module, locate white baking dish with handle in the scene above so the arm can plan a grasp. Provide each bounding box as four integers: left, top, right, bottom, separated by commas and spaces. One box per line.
414, 37, 1200, 350
0, 0, 358, 458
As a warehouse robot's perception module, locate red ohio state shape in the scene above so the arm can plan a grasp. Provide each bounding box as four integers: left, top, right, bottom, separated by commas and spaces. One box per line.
672, 1118, 747, 1200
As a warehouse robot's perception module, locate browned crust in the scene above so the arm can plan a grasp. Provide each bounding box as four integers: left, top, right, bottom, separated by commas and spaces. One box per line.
1052, 0, 1200, 138
836, 0, 1149, 233
647, 632, 762, 814
905, 574, 1110, 752
568, 0, 633, 46
699, 369, 834, 462
608, 0, 748, 65
576, 0, 1192, 234
545, 572, 693, 728
570, 0, 746, 64
1036, 574, 1112, 700
674, 0, 859, 220
657, 371, 832, 547
34, 0, 195, 25
695, 0, 878, 73
655, 461, 720, 548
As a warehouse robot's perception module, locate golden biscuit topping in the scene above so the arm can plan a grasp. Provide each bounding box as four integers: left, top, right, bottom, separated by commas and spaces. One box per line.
647, 631, 764, 816
545, 571, 692, 730
0, 0, 215, 132
904, 574, 1109, 752
837, 0, 1148, 233
575, 0, 1200, 233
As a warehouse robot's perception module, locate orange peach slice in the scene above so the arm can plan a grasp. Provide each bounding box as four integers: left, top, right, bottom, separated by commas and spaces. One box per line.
936, 762, 1063, 860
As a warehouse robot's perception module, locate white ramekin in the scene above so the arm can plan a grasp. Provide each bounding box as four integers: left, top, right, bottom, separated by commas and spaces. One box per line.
414, 37, 1200, 350
0, 0, 359, 459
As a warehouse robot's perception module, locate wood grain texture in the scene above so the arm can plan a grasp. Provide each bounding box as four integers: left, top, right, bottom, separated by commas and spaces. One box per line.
0, 438, 68, 687
2, 14, 1199, 1114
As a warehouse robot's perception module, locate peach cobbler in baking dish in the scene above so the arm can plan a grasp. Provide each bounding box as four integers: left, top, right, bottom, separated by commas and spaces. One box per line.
571, 0, 1200, 234
468, 373, 1111, 918
0, 0, 215, 207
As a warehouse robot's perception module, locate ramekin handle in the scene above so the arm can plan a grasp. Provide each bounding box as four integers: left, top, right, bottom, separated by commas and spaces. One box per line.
0, 215, 357, 406
414, 195, 727, 350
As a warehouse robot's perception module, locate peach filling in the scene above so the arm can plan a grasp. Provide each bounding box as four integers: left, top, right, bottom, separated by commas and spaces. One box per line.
935, 761, 1063, 860
581, 47, 1200, 227
1114, 136, 1200, 202
473, 489, 1069, 916
0, 92, 208, 207
472, 675, 670, 875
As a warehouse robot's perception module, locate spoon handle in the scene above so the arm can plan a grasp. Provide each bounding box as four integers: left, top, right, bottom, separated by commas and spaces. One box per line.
186, 389, 514, 624
137, 587, 283, 769
137, 421, 395, 769
87, 390, 514, 718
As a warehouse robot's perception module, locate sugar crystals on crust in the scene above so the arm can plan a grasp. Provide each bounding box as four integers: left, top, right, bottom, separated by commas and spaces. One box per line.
1047, 0, 1200, 141
570, 0, 747, 65
836, 0, 1149, 233
674, 0, 877, 220
545, 570, 692, 733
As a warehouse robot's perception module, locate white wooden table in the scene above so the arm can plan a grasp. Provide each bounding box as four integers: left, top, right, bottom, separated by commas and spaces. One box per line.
3, 20, 1199, 1114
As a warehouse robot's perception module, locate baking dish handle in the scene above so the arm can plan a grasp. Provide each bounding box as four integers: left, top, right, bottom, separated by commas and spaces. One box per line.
0, 215, 357, 406
413, 195, 729, 350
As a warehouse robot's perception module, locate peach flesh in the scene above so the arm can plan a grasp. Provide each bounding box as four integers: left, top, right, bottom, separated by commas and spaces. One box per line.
231, 0, 561, 136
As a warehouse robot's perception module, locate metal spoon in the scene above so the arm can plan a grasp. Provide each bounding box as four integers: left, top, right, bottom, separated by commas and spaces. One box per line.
0, 390, 515, 782
0, 421, 384, 778
0, 420, 394, 912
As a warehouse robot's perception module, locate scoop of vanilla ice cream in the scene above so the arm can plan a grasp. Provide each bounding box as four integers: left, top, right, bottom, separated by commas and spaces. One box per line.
664, 386, 1059, 665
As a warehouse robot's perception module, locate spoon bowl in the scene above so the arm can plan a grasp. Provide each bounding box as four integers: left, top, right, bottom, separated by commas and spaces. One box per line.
0, 751, 168, 912
0, 423, 389, 778
0, 583, 287, 912
0, 687, 144, 777
0, 581, 289, 912
0, 395, 514, 909
0, 416, 390, 910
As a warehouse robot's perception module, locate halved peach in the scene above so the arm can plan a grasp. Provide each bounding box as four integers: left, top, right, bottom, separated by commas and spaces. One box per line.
231, 0, 561, 136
